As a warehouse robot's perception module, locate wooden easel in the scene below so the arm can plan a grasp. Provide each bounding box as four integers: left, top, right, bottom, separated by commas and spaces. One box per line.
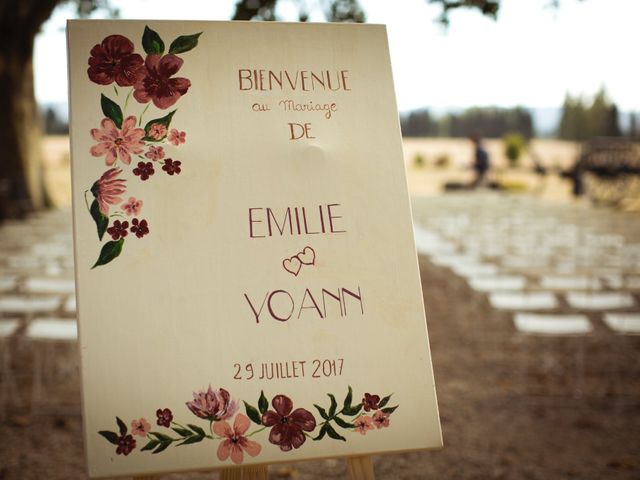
133, 455, 374, 479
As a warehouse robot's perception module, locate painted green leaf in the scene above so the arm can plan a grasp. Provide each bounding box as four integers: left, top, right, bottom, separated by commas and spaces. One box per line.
141, 439, 159, 452
90, 200, 108, 240
100, 94, 123, 128
152, 441, 172, 454
177, 435, 204, 446
324, 423, 346, 441
143, 110, 176, 142
188, 424, 206, 436
172, 427, 193, 437
328, 394, 337, 418
98, 430, 119, 445
381, 405, 398, 415
92, 238, 124, 269
333, 416, 353, 429
258, 390, 268, 415
378, 394, 392, 409
116, 416, 127, 436
142, 25, 164, 55
343, 385, 353, 410
313, 423, 328, 441
341, 402, 362, 417
168, 32, 202, 54
244, 401, 261, 425
150, 431, 173, 442
314, 404, 329, 420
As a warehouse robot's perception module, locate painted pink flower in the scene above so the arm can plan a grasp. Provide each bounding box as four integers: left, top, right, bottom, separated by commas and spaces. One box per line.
353, 415, 374, 435
168, 128, 186, 146
87, 35, 144, 87
213, 413, 262, 465
261, 395, 316, 452
131, 418, 151, 437
145, 145, 165, 160
186, 386, 238, 422
147, 123, 167, 141
121, 197, 143, 216
133, 54, 191, 109
372, 410, 390, 429
90, 116, 145, 166
91, 167, 126, 215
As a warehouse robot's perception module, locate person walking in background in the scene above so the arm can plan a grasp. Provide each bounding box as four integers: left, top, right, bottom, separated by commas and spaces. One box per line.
470, 134, 490, 188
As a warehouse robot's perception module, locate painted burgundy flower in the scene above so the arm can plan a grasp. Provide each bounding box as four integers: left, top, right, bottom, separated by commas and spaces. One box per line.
213, 413, 261, 465
362, 393, 380, 412
353, 415, 374, 435
87, 35, 144, 87
106, 220, 128, 241
145, 145, 165, 161
372, 410, 390, 429
162, 158, 182, 176
115, 434, 136, 455
90, 116, 145, 166
147, 123, 167, 141
131, 417, 151, 437
133, 54, 191, 109
186, 386, 238, 422
133, 161, 155, 181
156, 408, 173, 427
168, 128, 186, 146
90, 167, 126, 215
130, 218, 149, 239
121, 197, 143, 216
261, 395, 316, 452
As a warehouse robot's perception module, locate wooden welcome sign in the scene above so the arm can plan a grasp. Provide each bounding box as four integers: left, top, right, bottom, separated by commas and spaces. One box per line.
67, 20, 442, 478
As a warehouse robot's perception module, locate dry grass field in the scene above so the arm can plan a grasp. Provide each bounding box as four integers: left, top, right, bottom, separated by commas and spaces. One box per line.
43, 136, 584, 207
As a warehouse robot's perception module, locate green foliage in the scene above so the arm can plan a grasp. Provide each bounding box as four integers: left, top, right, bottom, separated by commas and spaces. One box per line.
557, 87, 621, 140
401, 106, 533, 139
503, 132, 525, 167
413, 153, 426, 168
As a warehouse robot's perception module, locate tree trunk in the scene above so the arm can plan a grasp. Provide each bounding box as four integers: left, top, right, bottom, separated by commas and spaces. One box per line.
0, 0, 59, 220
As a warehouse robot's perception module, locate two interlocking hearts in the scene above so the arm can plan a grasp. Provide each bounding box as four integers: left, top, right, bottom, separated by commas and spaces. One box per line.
282, 246, 316, 276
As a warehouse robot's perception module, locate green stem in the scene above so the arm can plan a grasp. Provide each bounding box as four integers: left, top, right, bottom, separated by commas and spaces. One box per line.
113, 85, 118, 96
84, 190, 91, 212
124, 88, 133, 111
246, 426, 267, 438
138, 103, 150, 126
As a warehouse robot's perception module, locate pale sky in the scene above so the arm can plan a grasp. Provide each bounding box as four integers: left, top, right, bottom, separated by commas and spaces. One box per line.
35, 0, 639, 112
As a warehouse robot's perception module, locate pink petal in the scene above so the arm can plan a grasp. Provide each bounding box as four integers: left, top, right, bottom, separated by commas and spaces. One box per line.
121, 115, 137, 133
133, 87, 151, 104
230, 444, 244, 465
261, 411, 279, 427
100, 118, 118, 137
217, 439, 231, 461
169, 77, 191, 95
212, 420, 233, 438
242, 439, 261, 458
105, 148, 117, 166
118, 148, 132, 165
144, 54, 162, 72
90, 142, 110, 157
233, 414, 251, 435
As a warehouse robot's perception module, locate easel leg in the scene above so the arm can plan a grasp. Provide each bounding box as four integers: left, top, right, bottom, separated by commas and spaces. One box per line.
220, 465, 269, 480
347, 455, 375, 480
